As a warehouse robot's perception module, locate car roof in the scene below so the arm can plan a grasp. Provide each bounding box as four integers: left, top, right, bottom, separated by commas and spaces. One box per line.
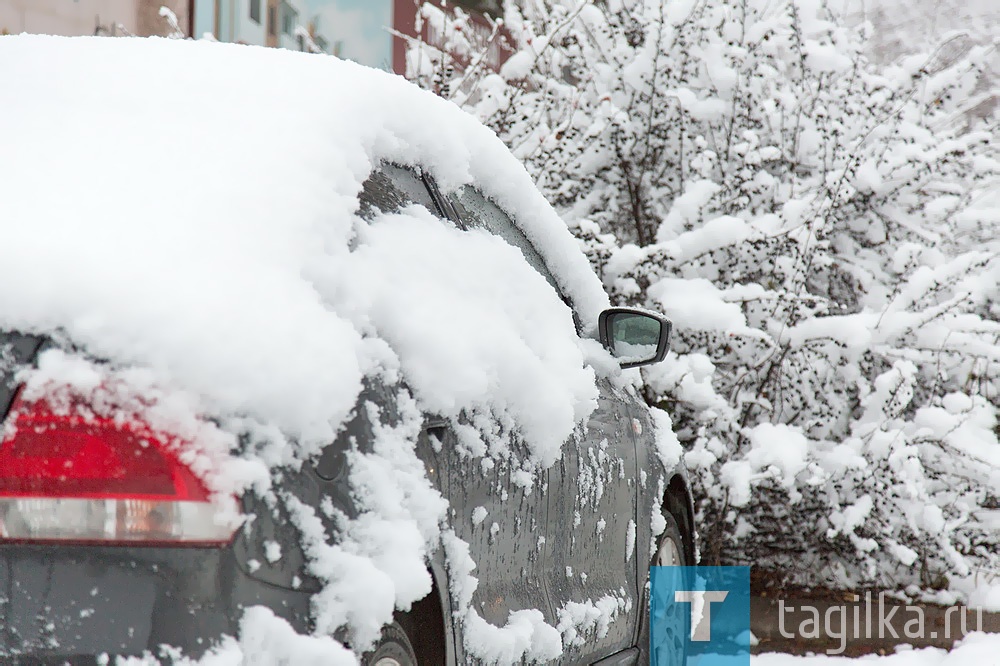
0, 35, 609, 451
0, 35, 607, 328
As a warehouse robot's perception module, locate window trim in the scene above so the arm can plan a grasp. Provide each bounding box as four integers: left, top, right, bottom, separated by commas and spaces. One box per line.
356, 164, 582, 332
421, 172, 465, 230
441, 183, 581, 330
280, 2, 297, 35
358, 163, 448, 223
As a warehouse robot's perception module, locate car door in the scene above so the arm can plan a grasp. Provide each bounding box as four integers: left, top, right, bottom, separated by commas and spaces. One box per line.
356, 166, 557, 651
445, 186, 642, 663
546, 380, 642, 662
235, 164, 455, 595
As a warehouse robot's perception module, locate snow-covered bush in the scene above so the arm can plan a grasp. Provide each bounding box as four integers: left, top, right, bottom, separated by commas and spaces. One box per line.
408, 0, 1000, 590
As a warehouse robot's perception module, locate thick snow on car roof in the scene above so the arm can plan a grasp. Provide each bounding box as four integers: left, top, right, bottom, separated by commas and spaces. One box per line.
0, 34, 605, 323
0, 34, 608, 443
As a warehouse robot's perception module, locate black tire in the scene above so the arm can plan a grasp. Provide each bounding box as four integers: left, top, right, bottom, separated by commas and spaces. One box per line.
639, 511, 689, 666
653, 511, 686, 568
363, 622, 418, 666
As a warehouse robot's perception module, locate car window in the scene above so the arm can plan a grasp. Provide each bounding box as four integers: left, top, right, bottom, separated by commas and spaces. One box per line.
358, 163, 442, 220
448, 186, 563, 295
360, 173, 581, 331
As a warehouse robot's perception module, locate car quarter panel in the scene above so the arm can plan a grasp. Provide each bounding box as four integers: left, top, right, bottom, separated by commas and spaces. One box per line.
0, 544, 313, 660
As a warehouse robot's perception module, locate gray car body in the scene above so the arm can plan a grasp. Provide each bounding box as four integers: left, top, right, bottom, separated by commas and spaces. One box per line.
0, 165, 694, 665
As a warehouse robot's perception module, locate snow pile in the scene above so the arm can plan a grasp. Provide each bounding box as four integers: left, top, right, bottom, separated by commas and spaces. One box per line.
0, 35, 615, 663
463, 610, 563, 664
441, 530, 564, 663
0, 35, 606, 447
409, 0, 1000, 592
328, 208, 597, 465
556, 591, 632, 647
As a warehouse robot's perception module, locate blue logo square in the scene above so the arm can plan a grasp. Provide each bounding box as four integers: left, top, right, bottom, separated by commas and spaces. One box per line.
650, 566, 751, 666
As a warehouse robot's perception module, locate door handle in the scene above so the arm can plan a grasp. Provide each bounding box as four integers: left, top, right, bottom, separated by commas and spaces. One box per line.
422, 417, 448, 442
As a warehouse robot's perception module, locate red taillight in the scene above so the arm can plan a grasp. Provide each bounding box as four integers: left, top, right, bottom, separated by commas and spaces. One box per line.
0, 389, 236, 545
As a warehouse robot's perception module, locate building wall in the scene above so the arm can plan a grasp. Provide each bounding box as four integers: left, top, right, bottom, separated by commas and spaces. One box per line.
193, 0, 393, 67
0, 0, 138, 36
302, 0, 390, 68
192, 0, 325, 51
0, 0, 190, 37
391, 0, 415, 75
233, 0, 270, 46
192, 0, 213, 38
276, 0, 299, 50
232, 0, 266, 45
0, 0, 388, 62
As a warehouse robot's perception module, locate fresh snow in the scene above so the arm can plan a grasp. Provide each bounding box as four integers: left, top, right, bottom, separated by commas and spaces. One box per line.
0, 35, 608, 452
0, 34, 630, 664
556, 592, 632, 647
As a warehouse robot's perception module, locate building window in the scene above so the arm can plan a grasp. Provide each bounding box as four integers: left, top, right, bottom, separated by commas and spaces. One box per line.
249, 0, 261, 24
281, 3, 296, 35
267, 5, 277, 36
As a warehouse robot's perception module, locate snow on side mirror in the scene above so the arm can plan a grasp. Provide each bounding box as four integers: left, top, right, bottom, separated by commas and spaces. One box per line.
598, 307, 672, 369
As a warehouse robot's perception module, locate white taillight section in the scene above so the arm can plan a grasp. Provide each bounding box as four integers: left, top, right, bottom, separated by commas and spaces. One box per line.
0, 388, 239, 546
0, 498, 235, 543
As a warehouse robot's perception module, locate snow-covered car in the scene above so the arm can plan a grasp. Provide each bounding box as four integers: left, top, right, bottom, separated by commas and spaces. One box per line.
0, 36, 694, 665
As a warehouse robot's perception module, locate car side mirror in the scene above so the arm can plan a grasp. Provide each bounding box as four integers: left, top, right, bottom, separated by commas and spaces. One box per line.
598, 307, 672, 369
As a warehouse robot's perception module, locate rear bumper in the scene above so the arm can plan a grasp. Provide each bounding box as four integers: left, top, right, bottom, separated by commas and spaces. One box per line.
0, 543, 312, 662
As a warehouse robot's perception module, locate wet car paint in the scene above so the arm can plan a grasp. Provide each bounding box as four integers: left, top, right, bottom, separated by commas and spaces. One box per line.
0, 166, 693, 664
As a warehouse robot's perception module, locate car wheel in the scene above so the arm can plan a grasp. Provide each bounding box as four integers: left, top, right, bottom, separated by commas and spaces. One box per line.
653, 511, 685, 568
643, 511, 689, 666
363, 622, 418, 666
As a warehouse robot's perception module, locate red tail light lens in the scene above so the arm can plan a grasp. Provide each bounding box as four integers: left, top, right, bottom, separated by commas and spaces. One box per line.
0, 389, 236, 545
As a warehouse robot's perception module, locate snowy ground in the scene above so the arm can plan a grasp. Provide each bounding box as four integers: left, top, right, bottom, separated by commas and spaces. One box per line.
753, 631, 1000, 664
